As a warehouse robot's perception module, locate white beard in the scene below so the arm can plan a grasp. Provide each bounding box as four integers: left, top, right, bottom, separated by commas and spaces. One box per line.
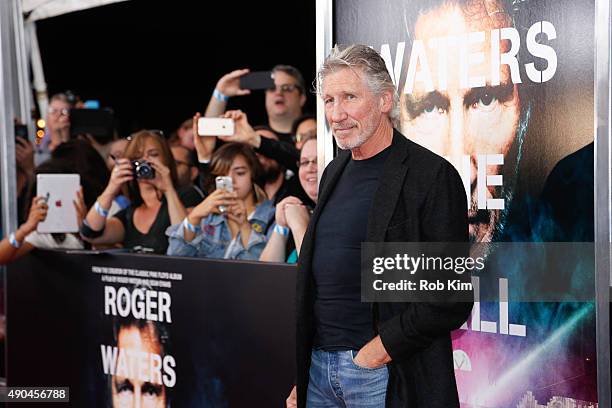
334, 133, 369, 150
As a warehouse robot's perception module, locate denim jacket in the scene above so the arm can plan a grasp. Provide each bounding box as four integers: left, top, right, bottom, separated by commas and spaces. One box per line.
166, 200, 275, 260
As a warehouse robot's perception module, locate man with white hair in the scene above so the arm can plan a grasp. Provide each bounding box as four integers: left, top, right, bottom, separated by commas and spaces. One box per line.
287, 44, 472, 407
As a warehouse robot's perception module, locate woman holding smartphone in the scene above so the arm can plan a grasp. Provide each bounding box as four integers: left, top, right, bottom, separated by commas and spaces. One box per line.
80, 130, 200, 254
166, 142, 274, 260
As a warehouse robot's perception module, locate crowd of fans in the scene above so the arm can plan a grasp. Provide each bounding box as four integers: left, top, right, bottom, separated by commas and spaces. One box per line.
0, 64, 318, 265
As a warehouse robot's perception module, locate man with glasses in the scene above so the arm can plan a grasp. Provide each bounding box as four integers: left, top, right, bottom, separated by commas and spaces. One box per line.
204, 65, 307, 144
170, 144, 198, 188
170, 143, 205, 199
263, 65, 307, 143
252, 125, 312, 206
35, 92, 73, 165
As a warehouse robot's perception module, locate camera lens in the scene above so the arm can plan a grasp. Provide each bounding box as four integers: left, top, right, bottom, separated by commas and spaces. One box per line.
132, 160, 156, 180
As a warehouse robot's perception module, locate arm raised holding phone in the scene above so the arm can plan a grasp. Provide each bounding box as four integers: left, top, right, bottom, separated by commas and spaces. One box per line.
220, 110, 300, 173
204, 68, 251, 118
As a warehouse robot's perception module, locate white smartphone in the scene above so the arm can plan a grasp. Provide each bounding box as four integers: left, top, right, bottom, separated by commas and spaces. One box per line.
198, 117, 234, 136
36, 174, 80, 233
215, 176, 233, 212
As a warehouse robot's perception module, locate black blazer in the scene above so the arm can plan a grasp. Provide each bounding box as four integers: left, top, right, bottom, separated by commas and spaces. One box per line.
296, 129, 473, 407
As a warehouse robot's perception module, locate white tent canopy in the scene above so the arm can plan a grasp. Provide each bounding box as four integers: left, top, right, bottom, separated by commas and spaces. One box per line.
23, 0, 128, 22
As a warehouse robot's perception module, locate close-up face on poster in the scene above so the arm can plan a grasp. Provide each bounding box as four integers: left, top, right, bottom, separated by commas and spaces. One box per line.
334, 0, 597, 406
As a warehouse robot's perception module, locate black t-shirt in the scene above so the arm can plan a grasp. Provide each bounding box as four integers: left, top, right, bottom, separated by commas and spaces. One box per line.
272, 130, 294, 145
113, 186, 202, 254
312, 147, 391, 351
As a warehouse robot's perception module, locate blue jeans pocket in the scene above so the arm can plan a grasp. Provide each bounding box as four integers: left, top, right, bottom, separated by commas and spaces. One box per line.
350, 350, 387, 371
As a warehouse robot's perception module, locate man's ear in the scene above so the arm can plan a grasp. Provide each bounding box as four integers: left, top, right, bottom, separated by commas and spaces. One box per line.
379, 90, 393, 114
299, 92, 307, 108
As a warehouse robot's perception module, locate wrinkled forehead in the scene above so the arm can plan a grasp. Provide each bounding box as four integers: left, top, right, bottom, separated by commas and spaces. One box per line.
415, 1, 512, 38
117, 325, 163, 354
410, 1, 515, 95
321, 67, 368, 96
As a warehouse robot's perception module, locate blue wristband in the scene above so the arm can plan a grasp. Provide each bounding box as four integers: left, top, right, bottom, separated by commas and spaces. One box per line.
8, 232, 21, 248
213, 88, 230, 102
182, 217, 201, 233
95, 201, 109, 218
274, 224, 289, 236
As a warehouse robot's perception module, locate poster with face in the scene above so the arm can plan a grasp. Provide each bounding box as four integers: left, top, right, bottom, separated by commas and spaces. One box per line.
85, 258, 297, 408
334, 0, 597, 406
5, 252, 297, 407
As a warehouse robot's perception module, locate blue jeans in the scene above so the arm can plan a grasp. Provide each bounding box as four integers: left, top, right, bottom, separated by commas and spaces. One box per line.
307, 348, 389, 407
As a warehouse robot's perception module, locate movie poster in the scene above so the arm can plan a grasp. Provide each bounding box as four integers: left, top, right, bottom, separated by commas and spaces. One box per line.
92, 266, 183, 407
334, 0, 597, 406
84, 256, 297, 407
7, 251, 296, 407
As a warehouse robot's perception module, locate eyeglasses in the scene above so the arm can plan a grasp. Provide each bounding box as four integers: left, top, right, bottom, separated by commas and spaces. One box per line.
48, 107, 70, 117
267, 84, 301, 94
298, 158, 317, 168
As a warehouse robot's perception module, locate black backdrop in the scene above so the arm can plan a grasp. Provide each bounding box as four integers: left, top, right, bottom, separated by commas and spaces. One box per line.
35, 0, 317, 136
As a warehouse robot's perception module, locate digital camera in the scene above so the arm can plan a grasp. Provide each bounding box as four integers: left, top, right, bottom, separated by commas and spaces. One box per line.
131, 160, 156, 180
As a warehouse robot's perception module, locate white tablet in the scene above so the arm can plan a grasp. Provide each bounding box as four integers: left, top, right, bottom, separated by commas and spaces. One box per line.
36, 174, 81, 233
